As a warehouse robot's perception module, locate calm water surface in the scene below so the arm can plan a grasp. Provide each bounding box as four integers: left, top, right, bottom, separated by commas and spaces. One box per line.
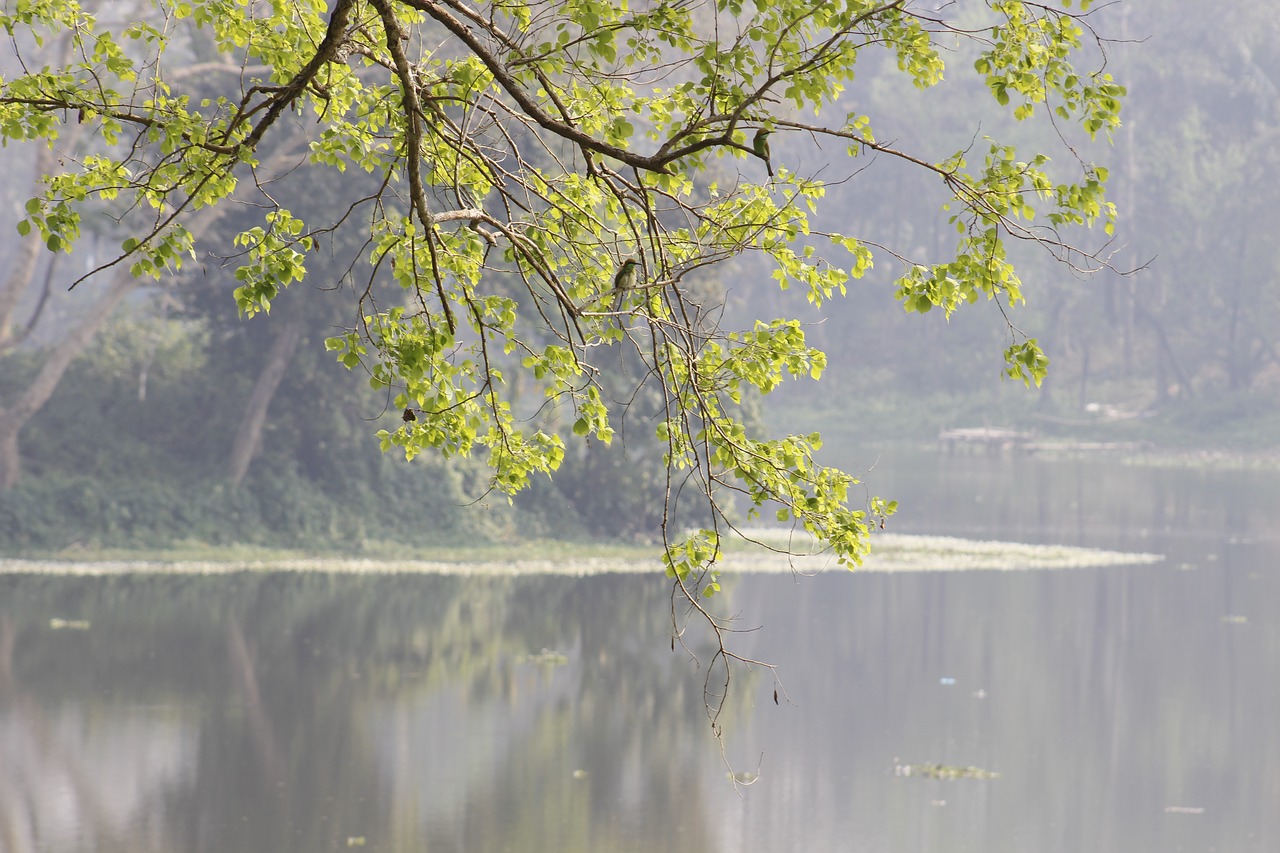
2, 451, 1277, 852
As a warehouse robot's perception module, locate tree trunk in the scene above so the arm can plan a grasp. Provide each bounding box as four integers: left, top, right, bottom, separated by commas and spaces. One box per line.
0, 271, 140, 491
1077, 343, 1091, 413
0, 141, 299, 492
0, 146, 55, 349
1036, 289, 1067, 412
227, 310, 306, 489
1119, 11, 1137, 378
1226, 228, 1251, 391
1135, 302, 1194, 402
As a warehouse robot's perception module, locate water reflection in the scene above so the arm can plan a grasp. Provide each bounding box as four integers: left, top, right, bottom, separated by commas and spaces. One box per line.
1, 574, 721, 853
2, 453, 1277, 852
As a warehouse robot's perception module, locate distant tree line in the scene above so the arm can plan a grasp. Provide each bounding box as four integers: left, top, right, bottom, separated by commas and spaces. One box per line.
772, 2, 1280, 431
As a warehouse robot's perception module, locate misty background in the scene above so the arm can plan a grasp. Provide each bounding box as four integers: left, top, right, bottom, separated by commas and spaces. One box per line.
1, 2, 1276, 551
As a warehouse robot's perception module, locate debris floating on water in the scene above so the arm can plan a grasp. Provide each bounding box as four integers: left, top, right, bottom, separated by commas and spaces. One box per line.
894, 761, 1000, 781
517, 649, 569, 666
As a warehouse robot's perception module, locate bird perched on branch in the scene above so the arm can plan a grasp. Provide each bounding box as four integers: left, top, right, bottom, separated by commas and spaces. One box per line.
612, 257, 640, 311
753, 128, 773, 179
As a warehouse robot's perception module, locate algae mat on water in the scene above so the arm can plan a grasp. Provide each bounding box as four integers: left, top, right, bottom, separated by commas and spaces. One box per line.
0, 533, 1161, 576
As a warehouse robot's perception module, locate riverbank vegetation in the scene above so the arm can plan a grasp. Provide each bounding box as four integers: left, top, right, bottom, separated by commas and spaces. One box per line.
6, 302, 1272, 556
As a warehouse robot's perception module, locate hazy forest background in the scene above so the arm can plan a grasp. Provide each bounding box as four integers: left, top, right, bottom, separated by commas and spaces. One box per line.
1, 1, 1276, 553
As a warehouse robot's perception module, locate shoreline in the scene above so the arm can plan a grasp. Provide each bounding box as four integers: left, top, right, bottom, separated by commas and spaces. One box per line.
0, 532, 1163, 577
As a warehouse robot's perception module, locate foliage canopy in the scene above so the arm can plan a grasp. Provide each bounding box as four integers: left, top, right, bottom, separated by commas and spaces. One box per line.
2, 0, 1122, 701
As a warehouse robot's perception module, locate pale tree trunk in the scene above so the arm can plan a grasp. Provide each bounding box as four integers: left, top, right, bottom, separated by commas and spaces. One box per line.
0, 147, 57, 350
0, 34, 320, 489
0, 200, 220, 492
1135, 300, 1194, 402
0, 271, 140, 490
0, 25, 83, 351
1118, 9, 1137, 378
1036, 288, 1067, 412
228, 309, 306, 489
0, 136, 304, 492
214, 141, 316, 490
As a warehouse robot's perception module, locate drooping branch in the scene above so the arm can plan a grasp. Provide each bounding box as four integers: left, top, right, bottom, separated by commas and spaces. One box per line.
370, 0, 457, 334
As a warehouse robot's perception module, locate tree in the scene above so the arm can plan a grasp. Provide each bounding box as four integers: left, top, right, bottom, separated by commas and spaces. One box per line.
1, 0, 1122, 719
1109, 2, 1280, 401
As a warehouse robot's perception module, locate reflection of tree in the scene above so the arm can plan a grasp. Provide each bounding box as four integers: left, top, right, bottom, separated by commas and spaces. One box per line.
390, 576, 725, 852
0, 615, 182, 853
224, 619, 286, 786
0, 570, 742, 852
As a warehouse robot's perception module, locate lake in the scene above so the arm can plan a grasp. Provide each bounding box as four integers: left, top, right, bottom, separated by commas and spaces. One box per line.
1, 449, 1277, 852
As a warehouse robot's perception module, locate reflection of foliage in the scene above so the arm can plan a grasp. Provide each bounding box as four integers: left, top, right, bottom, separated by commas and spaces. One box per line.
0, 569, 748, 850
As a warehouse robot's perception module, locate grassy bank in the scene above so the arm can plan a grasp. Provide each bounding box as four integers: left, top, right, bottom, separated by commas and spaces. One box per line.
0, 531, 1162, 576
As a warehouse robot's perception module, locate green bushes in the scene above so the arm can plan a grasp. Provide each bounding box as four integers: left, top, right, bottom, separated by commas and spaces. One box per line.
0, 326, 508, 553
0, 460, 518, 553
1, 304, 665, 553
